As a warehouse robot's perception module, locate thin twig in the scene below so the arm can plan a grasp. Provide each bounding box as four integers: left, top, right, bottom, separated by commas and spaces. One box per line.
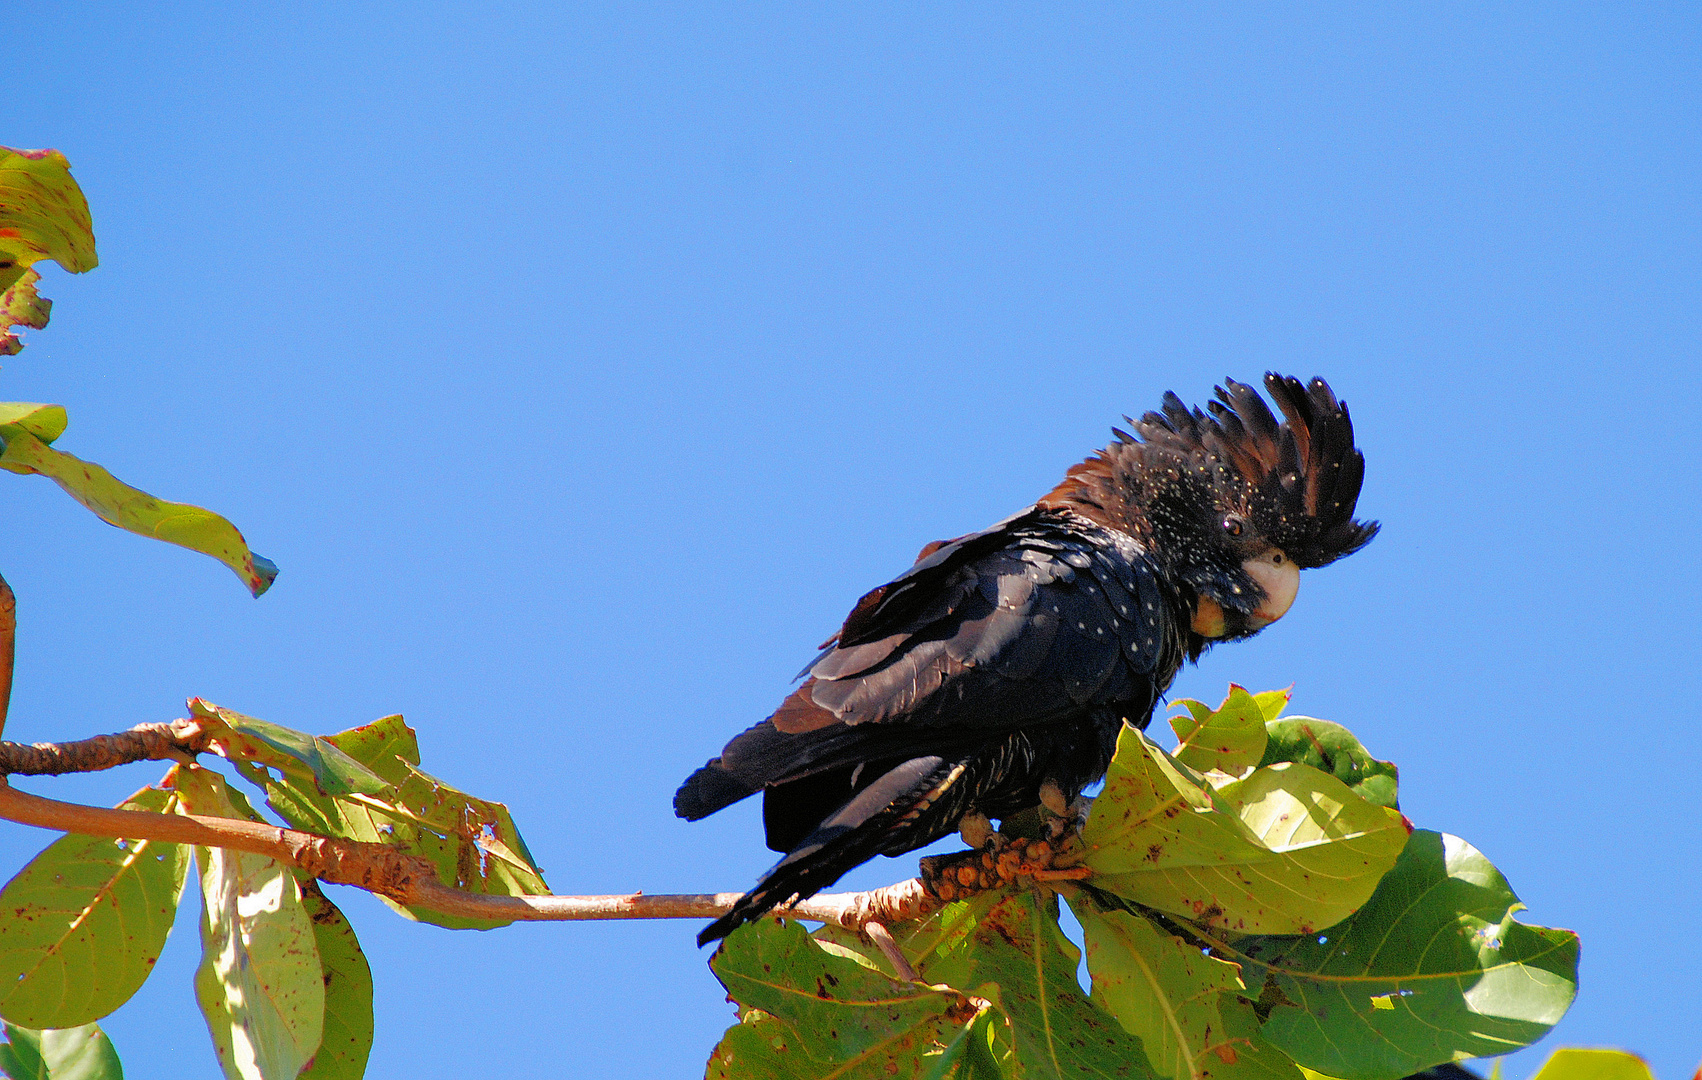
0, 781, 942, 930
0, 719, 212, 776
863, 920, 920, 982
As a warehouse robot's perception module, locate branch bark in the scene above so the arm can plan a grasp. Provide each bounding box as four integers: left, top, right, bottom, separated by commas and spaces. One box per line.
0, 781, 941, 931
0, 719, 212, 776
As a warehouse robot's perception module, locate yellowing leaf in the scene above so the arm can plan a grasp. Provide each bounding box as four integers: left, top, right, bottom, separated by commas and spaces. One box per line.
174, 767, 324, 1080
241, 714, 547, 930
0, 785, 190, 1029
1525, 1049, 1656, 1080
0, 147, 97, 355
1083, 726, 1409, 935
0, 426, 277, 596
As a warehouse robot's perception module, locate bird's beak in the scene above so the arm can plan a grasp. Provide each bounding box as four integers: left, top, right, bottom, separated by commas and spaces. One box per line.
1244, 550, 1299, 629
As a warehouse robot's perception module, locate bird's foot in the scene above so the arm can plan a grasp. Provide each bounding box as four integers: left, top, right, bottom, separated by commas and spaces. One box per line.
919, 828, 1088, 902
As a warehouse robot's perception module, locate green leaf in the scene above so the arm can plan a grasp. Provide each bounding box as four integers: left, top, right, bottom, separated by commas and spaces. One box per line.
295, 881, 373, 1080
240, 714, 548, 930
174, 767, 325, 1080
709, 918, 991, 1079
0, 786, 190, 1028
0, 1021, 123, 1080
0, 147, 98, 354
824, 890, 1156, 1079
1073, 903, 1287, 1080
1219, 831, 1578, 1080
1169, 686, 1270, 776
0, 427, 277, 596
0, 406, 65, 444
1260, 719, 1398, 811
189, 700, 389, 798
1524, 1049, 1655, 1080
1251, 691, 1290, 724
1083, 727, 1410, 935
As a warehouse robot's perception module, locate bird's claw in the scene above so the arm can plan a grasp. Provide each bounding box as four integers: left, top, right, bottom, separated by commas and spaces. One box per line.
919, 826, 1089, 902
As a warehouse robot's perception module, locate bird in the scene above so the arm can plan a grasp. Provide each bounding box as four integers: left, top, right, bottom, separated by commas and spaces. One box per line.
676, 373, 1379, 945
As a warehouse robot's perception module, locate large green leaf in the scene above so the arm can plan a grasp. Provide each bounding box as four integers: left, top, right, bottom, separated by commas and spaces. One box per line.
0, 1021, 123, 1080
1083, 726, 1410, 935
0, 147, 98, 354
708, 918, 991, 1079
1074, 904, 1292, 1080
175, 768, 325, 1080
295, 881, 373, 1080
189, 699, 389, 798
1259, 719, 1398, 811
0, 427, 277, 596
1169, 687, 1270, 777
1218, 831, 1578, 1080
0, 786, 190, 1028
238, 714, 547, 930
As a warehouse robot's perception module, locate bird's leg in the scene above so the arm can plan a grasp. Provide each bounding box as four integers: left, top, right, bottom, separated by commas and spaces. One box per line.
958, 811, 995, 850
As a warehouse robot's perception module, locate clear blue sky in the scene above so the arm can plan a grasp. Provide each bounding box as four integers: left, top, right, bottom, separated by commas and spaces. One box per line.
4, 4, 1698, 1078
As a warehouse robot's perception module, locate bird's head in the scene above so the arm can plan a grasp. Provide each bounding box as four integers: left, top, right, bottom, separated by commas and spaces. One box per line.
1041, 373, 1379, 646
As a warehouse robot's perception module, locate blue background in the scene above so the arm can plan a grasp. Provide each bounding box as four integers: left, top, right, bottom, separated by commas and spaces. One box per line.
3, 4, 1698, 1077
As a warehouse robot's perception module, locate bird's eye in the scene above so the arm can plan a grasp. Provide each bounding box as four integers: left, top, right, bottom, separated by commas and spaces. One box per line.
1221, 516, 1244, 537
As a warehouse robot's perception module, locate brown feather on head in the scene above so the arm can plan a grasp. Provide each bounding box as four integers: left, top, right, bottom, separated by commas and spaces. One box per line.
1040, 372, 1376, 632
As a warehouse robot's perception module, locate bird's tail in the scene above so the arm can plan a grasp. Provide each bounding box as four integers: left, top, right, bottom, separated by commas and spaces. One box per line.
697, 753, 969, 946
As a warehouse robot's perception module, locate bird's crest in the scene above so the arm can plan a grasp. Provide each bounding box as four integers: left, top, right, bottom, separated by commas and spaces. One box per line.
1044, 373, 1378, 569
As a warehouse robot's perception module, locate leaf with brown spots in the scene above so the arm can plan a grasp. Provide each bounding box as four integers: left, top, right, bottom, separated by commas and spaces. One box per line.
235, 713, 547, 930
0, 784, 190, 1029
708, 918, 995, 1078
295, 880, 373, 1080
176, 766, 326, 1080
0, 146, 97, 355
1082, 726, 1408, 935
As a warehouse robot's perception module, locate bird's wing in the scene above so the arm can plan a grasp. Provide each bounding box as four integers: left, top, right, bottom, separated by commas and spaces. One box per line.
673, 510, 1174, 822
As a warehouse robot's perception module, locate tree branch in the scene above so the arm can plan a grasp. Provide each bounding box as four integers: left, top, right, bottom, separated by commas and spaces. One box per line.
0, 719, 212, 776
0, 781, 942, 931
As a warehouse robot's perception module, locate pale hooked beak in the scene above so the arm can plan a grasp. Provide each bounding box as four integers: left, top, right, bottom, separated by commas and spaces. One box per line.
1190, 549, 1300, 638
1244, 549, 1299, 629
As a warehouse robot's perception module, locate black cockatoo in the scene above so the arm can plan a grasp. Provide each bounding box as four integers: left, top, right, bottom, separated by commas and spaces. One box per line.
676, 374, 1377, 945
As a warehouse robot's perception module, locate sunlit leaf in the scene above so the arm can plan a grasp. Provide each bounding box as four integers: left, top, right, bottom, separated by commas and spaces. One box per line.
1259, 719, 1398, 811
0, 406, 66, 444
0, 427, 277, 596
1169, 686, 1269, 776
0, 147, 98, 355
1084, 727, 1409, 935
240, 714, 547, 930
188, 699, 388, 798
174, 767, 324, 1080
1524, 1049, 1655, 1080
0, 1020, 123, 1080
1218, 831, 1578, 1080
708, 918, 991, 1079
295, 881, 373, 1080
1073, 903, 1289, 1080
0, 786, 189, 1028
